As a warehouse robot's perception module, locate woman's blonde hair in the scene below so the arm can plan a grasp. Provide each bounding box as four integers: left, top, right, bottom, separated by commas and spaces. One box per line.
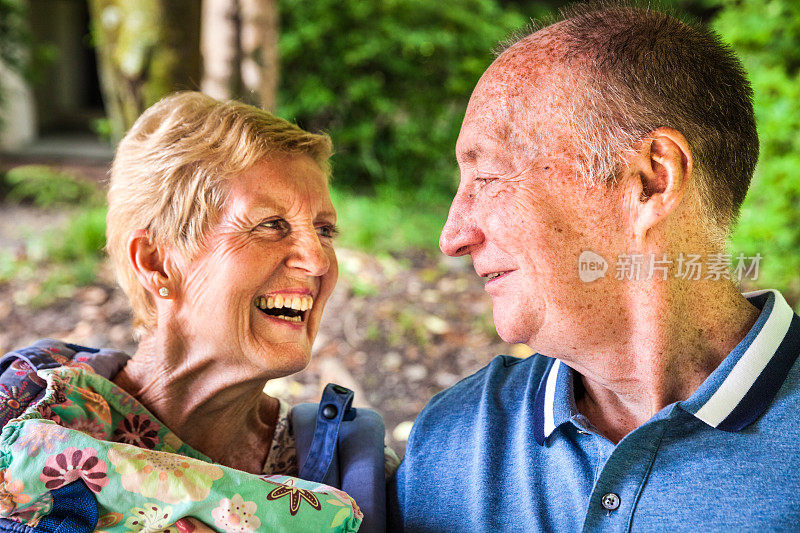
106, 91, 332, 337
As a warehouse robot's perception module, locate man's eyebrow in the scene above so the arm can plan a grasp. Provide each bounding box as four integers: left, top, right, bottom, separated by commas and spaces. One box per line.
457, 147, 482, 165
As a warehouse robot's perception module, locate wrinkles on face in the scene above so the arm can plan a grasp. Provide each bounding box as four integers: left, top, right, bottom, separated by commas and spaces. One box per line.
162, 156, 337, 377
445, 38, 629, 346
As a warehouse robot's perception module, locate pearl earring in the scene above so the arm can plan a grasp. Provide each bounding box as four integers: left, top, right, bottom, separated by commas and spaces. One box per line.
158, 287, 169, 298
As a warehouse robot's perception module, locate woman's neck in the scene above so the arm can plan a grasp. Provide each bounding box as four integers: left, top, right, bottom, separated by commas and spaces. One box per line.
112, 332, 280, 473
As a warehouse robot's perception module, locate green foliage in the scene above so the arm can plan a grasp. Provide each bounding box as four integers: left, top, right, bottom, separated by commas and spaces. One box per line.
331, 186, 450, 254
45, 207, 108, 264
0, 0, 56, 128
0, 0, 29, 126
1, 203, 107, 308
0, 0, 28, 72
2, 165, 103, 208
713, 0, 800, 302
279, 0, 547, 194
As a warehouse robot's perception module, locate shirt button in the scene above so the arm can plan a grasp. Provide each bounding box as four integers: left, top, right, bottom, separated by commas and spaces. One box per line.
601, 493, 620, 511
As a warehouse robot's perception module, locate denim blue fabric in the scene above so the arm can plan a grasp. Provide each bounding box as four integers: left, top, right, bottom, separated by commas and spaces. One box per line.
388, 290, 800, 532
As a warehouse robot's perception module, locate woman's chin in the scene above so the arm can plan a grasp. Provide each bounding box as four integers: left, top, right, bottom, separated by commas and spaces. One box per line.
245, 339, 312, 375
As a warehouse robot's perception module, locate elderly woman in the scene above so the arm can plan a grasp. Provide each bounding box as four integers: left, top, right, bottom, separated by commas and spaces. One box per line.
107, 91, 338, 475
0, 92, 391, 531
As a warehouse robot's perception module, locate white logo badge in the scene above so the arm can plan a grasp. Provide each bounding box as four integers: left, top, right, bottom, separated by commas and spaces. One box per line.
578, 251, 608, 282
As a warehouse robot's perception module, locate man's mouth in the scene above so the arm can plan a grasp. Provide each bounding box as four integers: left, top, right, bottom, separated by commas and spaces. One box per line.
483, 270, 513, 283
254, 294, 313, 323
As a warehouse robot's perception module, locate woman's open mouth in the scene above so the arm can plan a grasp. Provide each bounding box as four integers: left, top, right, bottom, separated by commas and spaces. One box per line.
254, 294, 313, 323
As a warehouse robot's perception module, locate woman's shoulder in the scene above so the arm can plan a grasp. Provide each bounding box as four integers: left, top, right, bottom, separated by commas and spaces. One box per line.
1, 338, 131, 379
0, 339, 130, 427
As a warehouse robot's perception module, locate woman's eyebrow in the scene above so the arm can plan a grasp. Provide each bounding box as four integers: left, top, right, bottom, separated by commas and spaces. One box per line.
316, 210, 337, 220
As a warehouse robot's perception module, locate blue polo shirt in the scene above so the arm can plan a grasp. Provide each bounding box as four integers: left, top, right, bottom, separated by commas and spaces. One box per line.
388, 289, 800, 531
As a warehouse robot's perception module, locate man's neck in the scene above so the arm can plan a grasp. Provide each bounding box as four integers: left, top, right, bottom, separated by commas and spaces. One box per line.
570, 280, 761, 444
112, 329, 279, 473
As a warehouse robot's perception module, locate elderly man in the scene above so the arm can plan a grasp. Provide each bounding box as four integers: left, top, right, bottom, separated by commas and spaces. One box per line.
388, 3, 800, 532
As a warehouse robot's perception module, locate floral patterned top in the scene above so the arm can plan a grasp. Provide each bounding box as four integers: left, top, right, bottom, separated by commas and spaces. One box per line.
263, 398, 297, 475
0, 340, 365, 532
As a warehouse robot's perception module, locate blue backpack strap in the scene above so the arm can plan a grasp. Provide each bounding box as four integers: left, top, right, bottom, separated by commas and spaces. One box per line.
293, 383, 387, 533
298, 383, 354, 483
336, 407, 387, 533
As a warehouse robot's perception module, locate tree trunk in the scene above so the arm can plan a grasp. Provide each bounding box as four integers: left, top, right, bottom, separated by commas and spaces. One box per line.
240, 0, 278, 110
201, 0, 241, 102
201, 0, 278, 110
88, 0, 202, 142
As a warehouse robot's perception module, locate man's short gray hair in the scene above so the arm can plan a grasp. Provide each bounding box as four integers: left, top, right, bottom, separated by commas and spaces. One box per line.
500, 2, 758, 245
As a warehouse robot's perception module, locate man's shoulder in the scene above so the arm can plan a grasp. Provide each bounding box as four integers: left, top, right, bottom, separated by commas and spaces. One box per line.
411, 353, 552, 433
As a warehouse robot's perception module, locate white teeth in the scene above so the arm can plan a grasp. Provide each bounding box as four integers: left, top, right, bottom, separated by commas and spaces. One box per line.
274, 315, 302, 323
487, 272, 502, 280
254, 294, 315, 313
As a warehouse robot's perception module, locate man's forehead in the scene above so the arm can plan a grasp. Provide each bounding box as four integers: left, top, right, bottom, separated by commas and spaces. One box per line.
457, 82, 537, 165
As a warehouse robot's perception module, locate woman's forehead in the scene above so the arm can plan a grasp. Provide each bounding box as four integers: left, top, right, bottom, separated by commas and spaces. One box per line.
226, 155, 332, 210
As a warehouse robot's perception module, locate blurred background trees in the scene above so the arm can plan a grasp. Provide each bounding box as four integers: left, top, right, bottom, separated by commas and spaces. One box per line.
88, 0, 202, 141
714, 0, 800, 299
0, 0, 798, 296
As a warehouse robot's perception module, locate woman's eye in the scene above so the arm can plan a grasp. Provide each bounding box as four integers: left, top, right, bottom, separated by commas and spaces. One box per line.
258, 219, 289, 233
317, 224, 340, 239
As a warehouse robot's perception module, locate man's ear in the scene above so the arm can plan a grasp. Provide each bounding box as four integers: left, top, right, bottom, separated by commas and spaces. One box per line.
127, 229, 176, 299
625, 127, 692, 246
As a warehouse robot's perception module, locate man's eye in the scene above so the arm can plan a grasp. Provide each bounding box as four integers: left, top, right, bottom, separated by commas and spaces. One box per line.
317, 224, 340, 239
475, 177, 496, 186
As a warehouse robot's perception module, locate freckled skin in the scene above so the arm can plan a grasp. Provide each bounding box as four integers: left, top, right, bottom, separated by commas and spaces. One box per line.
441, 29, 761, 444
445, 55, 626, 352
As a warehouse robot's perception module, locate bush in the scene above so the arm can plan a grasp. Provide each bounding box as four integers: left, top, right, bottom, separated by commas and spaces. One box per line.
331, 186, 450, 254
278, 0, 545, 194
2, 165, 103, 208
45, 206, 107, 263
713, 0, 800, 303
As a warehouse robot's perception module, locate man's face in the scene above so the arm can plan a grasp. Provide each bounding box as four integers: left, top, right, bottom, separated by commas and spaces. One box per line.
440, 61, 622, 351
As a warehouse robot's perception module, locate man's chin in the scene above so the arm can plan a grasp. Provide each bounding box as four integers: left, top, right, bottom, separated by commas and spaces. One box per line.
492, 308, 541, 347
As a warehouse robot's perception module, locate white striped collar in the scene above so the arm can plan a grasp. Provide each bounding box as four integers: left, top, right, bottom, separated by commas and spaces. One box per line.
683, 289, 799, 431
533, 289, 800, 444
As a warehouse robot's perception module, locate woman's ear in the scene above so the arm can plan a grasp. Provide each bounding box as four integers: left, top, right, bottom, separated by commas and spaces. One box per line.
127, 229, 175, 299
623, 127, 692, 247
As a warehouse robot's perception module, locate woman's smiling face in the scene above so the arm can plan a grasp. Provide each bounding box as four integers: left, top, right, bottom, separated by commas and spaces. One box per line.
172, 154, 338, 376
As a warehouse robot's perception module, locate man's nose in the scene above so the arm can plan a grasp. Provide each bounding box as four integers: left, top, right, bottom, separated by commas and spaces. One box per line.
439, 191, 483, 257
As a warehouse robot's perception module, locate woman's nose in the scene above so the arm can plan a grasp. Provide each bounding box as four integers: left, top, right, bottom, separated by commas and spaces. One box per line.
285, 230, 330, 277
